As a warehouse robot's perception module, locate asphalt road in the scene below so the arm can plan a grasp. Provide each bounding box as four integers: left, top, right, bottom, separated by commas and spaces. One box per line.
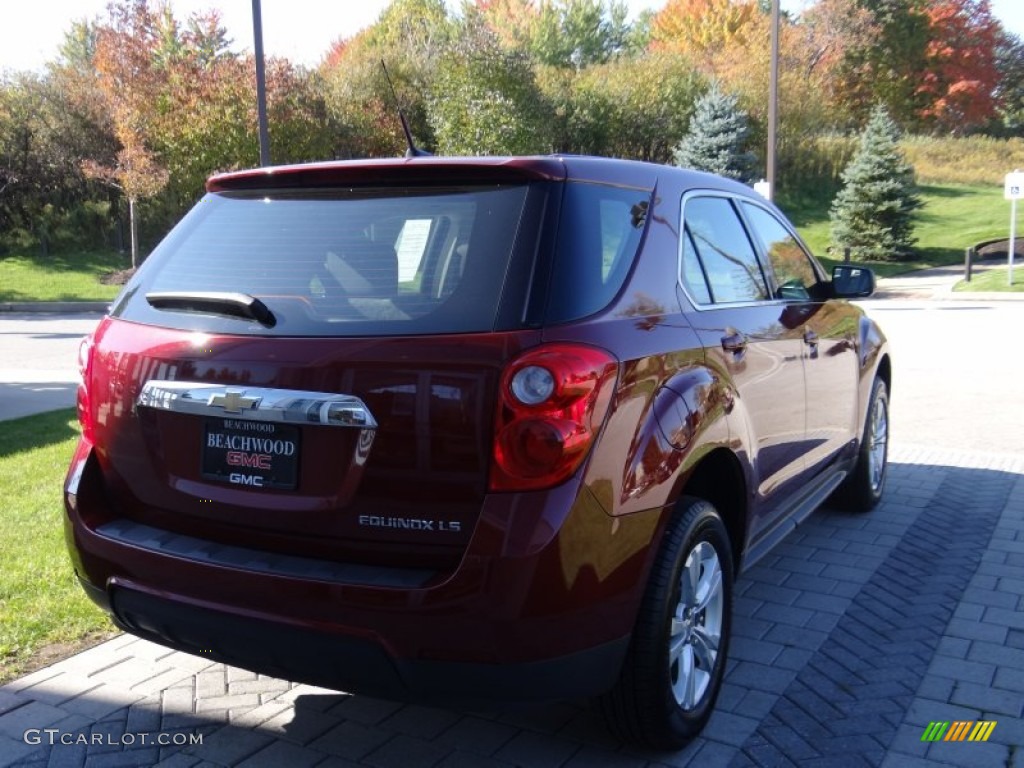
0, 313, 101, 422
857, 298, 1024, 456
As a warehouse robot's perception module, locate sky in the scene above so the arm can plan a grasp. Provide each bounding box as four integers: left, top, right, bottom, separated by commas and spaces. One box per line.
1, 0, 1023, 73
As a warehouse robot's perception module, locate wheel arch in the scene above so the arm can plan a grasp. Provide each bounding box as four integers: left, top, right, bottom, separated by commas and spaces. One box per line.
675, 447, 747, 576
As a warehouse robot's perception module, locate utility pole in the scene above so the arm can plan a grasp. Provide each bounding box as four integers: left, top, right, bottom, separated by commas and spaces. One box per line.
767, 0, 780, 201
252, 0, 271, 166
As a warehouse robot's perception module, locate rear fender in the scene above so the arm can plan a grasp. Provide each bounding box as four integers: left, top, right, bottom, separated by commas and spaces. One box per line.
617, 366, 732, 513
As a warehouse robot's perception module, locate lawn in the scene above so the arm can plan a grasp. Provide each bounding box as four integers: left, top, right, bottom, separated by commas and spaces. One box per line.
0, 249, 127, 302
953, 264, 1024, 292
781, 183, 1012, 278
0, 410, 116, 683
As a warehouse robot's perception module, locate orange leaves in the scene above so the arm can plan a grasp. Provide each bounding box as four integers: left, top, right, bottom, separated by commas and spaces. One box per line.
917, 0, 1001, 130
651, 0, 757, 63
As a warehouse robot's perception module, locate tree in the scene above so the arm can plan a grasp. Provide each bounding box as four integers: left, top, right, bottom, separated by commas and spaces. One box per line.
530, 0, 632, 68
89, 0, 170, 267
992, 32, 1024, 135
829, 105, 922, 261
320, 0, 451, 156
838, 0, 931, 127
673, 83, 756, 181
538, 52, 704, 162
651, 0, 758, 66
917, 0, 1001, 132
428, 13, 550, 154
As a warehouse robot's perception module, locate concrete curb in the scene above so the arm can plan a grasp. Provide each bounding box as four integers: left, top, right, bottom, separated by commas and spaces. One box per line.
0, 301, 110, 314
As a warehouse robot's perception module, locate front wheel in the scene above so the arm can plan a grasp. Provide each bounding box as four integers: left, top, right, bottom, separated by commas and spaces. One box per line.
833, 376, 889, 512
599, 497, 733, 749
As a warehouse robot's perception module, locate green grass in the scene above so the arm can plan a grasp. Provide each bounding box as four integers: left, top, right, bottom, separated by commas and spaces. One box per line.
0, 250, 127, 302
0, 410, 116, 683
953, 265, 1024, 292
782, 184, 1012, 278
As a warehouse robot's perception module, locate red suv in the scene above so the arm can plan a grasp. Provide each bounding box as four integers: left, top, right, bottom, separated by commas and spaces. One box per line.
65, 156, 890, 748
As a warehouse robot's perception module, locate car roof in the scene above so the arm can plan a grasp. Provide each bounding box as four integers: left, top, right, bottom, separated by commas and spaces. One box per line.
205, 155, 755, 197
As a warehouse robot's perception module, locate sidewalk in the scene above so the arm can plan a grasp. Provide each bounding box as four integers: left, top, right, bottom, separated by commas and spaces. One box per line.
873, 261, 1024, 301
0, 301, 109, 314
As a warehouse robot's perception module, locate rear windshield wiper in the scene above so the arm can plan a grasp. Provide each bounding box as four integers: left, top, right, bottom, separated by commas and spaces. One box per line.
145, 291, 276, 328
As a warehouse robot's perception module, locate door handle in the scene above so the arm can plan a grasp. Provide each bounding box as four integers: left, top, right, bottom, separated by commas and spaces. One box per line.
721, 332, 747, 353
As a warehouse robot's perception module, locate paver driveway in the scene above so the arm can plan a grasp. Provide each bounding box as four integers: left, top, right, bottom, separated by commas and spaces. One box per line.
2, 295, 1023, 767
2, 444, 1022, 768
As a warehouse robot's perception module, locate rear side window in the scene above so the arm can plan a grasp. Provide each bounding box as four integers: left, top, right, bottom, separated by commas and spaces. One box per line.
113, 186, 533, 336
681, 196, 768, 304
545, 183, 649, 324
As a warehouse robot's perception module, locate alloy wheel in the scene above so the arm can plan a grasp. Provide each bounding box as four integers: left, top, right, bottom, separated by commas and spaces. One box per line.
668, 540, 724, 709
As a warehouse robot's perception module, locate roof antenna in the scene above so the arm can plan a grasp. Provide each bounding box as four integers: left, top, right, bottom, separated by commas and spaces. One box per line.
380, 60, 430, 158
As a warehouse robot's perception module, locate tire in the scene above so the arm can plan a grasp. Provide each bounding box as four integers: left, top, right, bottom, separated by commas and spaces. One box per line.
599, 497, 733, 749
833, 376, 889, 512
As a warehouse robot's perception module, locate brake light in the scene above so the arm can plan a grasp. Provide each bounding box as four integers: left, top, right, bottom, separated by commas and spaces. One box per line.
490, 344, 618, 492
76, 335, 96, 443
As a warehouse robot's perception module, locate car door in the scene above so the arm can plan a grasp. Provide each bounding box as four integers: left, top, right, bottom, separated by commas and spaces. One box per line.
739, 201, 860, 475
679, 194, 808, 541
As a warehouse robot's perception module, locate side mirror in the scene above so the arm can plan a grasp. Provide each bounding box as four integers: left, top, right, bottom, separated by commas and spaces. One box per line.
832, 264, 875, 298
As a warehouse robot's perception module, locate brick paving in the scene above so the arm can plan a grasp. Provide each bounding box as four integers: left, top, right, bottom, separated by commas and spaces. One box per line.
2, 444, 1022, 768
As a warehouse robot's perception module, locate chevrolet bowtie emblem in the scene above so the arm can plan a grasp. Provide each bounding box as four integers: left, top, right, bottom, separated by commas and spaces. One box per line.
209, 390, 260, 413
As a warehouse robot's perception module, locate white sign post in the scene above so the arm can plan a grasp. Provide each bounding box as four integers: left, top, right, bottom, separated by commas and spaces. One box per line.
1005, 171, 1023, 286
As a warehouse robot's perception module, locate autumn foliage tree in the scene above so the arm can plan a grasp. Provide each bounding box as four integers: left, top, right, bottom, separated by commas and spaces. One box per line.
88, 0, 169, 267
650, 0, 757, 67
917, 0, 1001, 132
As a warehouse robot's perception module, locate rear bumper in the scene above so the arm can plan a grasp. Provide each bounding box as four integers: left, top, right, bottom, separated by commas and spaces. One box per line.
65, 440, 664, 704
83, 578, 628, 705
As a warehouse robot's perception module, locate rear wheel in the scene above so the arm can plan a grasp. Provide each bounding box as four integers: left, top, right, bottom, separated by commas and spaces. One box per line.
600, 497, 733, 749
833, 377, 889, 512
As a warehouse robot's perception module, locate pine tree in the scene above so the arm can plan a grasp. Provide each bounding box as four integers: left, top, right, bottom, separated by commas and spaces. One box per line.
829, 105, 923, 262
673, 83, 756, 183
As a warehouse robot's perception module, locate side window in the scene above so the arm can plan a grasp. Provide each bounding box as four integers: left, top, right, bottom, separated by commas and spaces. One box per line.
546, 183, 648, 323
681, 229, 712, 304
683, 196, 768, 304
742, 203, 819, 301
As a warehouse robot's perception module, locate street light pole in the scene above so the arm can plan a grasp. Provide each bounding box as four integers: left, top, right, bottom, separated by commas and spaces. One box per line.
252, 0, 271, 167
767, 0, 780, 201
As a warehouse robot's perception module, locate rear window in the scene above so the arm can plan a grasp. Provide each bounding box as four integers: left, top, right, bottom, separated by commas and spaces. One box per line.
113, 185, 535, 336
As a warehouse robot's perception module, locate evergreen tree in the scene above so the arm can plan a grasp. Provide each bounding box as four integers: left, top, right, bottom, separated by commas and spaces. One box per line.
672, 83, 756, 183
829, 105, 922, 261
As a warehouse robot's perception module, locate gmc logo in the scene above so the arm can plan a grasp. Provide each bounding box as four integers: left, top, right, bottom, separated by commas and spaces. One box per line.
226, 451, 271, 469
229, 473, 264, 487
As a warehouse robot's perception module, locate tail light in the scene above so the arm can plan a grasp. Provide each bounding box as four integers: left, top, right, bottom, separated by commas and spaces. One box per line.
490, 344, 618, 492
76, 334, 96, 443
